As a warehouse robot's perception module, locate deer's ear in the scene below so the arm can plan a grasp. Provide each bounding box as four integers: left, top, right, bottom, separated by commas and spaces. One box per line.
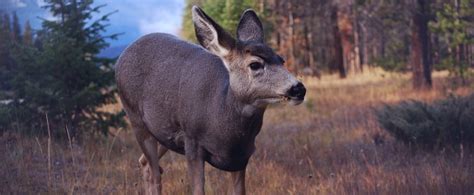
237, 9, 264, 43
192, 6, 235, 57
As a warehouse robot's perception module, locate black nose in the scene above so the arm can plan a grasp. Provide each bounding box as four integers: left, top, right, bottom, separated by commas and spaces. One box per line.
287, 82, 306, 99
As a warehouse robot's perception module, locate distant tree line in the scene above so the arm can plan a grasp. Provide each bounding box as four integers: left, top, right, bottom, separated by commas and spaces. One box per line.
182, 0, 474, 89
0, 0, 125, 137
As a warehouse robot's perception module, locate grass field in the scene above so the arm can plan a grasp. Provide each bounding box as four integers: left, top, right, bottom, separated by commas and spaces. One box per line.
1, 69, 473, 194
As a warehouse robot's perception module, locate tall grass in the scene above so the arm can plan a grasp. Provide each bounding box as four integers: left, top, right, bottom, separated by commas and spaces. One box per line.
1, 69, 473, 194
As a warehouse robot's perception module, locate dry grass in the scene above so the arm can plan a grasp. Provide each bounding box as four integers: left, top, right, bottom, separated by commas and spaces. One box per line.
1, 69, 474, 194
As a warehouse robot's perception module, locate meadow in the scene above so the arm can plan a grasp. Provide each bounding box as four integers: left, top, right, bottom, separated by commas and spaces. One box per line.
1, 69, 473, 194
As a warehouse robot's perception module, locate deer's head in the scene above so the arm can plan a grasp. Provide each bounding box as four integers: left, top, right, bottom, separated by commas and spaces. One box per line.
192, 6, 306, 107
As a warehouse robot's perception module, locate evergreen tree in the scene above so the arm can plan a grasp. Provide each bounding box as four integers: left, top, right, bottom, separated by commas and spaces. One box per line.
0, 13, 15, 129
2, 14, 11, 39
430, 0, 474, 85
203, 0, 256, 35
0, 13, 13, 98
12, 12, 21, 43
0, 14, 7, 96
23, 20, 33, 46
1, 0, 125, 136
181, 0, 205, 42
220, 0, 245, 34
0, 13, 7, 67
201, 0, 226, 28
181, 0, 264, 42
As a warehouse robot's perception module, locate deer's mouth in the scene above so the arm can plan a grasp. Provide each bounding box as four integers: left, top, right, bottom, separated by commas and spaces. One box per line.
281, 95, 304, 105
261, 95, 303, 104
255, 94, 304, 106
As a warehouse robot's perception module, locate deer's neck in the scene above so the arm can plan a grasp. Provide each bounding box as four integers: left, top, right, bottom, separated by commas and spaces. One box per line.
223, 82, 266, 120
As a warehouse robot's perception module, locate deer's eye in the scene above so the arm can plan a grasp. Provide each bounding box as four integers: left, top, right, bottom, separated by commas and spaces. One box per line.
249, 62, 263, 71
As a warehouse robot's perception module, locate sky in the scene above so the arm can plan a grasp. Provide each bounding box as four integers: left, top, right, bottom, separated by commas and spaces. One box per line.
0, 0, 186, 47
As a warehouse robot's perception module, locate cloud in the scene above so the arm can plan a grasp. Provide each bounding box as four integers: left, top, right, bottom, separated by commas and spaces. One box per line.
11, 0, 27, 8
36, 0, 46, 7
96, 0, 184, 36
138, 9, 182, 35
4, 0, 185, 46
0, 0, 27, 9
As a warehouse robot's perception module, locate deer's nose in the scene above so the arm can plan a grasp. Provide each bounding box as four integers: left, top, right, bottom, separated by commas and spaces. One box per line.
287, 82, 306, 100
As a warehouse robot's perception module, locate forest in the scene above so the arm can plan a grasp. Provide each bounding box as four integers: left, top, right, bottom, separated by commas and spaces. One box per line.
182, 0, 474, 88
0, 0, 473, 194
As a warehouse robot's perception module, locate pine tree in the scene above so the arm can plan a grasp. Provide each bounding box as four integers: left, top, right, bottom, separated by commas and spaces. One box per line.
23, 20, 33, 46
220, 0, 244, 34
181, 0, 262, 42
2, 14, 11, 38
0, 14, 7, 95
203, 0, 256, 34
430, 0, 474, 85
181, 0, 205, 42
12, 12, 21, 43
2, 0, 124, 136
0, 13, 15, 129
0, 13, 13, 97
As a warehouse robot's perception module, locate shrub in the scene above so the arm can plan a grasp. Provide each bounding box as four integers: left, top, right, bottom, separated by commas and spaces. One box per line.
375, 93, 474, 150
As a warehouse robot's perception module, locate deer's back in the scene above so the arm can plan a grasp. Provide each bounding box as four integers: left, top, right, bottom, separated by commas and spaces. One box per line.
115, 33, 229, 153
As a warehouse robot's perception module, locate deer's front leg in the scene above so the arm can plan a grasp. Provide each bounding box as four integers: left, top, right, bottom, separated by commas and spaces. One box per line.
230, 168, 246, 195
185, 138, 205, 195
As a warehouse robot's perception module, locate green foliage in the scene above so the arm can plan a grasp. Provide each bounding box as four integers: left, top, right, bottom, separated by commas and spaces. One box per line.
0, 12, 16, 98
0, 0, 125, 137
214, 0, 252, 34
375, 56, 405, 71
429, 0, 474, 83
181, 0, 268, 42
369, 1, 411, 71
11, 12, 22, 43
181, 0, 205, 42
374, 56, 406, 72
23, 20, 33, 45
375, 93, 474, 150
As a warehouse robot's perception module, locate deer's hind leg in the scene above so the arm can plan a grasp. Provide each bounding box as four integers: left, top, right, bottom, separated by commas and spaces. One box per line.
139, 144, 167, 174
138, 143, 168, 180
133, 123, 169, 195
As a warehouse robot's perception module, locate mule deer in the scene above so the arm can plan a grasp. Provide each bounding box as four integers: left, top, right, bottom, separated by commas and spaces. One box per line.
115, 6, 306, 195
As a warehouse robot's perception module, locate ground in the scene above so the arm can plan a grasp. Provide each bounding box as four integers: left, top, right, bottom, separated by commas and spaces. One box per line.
1, 69, 473, 194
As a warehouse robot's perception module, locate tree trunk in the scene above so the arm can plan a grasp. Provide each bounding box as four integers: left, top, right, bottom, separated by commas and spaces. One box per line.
360, 21, 368, 67
304, 25, 315, 70
411, 24, 424, 89
455, 0, 466, 85
432, 34, 440, 67
411, 0, 432, 89
468, 44, 473, 68
380, 33, 386, 58
337, 3, 357, 75
302, 1, 319, 78
354, 10, 362, 72
288, 2, 296, 73
332, 6, 346, 78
